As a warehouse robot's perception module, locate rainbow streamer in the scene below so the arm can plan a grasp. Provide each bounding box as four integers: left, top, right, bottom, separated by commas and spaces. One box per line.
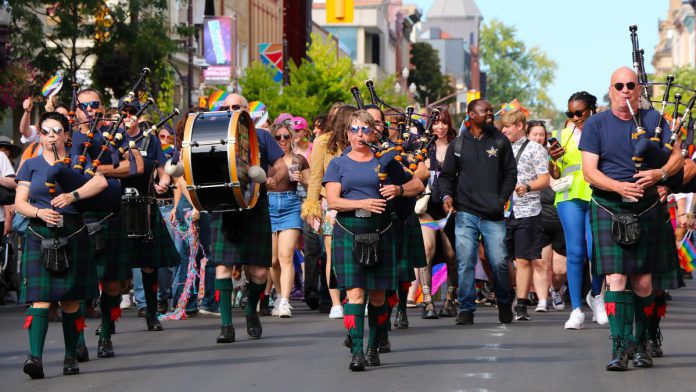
420, 212, 452, 231
208, 90, 229, 111
41, 74, 63, 97
678, 232, 696, 273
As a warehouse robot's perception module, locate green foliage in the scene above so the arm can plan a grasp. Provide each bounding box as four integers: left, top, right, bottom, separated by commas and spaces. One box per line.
480, 19, 557, 115
658, 66, 696, 110
407, 42, 453, 106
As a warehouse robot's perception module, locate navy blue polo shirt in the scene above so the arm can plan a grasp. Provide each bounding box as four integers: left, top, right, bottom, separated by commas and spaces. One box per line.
16, 156, 81, 214
120, 129, 167, 167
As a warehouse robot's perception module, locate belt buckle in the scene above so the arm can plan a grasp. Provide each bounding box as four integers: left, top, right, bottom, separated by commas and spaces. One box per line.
355, 209, 372, 218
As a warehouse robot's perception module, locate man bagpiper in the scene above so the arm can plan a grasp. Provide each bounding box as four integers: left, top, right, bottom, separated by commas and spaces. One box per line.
580, 66, 682, 371
210, 94, 288, 343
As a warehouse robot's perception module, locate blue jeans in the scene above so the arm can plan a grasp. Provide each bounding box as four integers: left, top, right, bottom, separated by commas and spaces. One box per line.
556, 199, 603, 309
454, 211, 511, 312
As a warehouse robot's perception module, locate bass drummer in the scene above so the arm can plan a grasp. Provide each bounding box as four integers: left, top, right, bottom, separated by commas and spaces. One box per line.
210, 93, 288, 344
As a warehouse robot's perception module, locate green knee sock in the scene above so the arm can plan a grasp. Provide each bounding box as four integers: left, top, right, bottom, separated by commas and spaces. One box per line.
605, 291, 634, 350
633, 293, 655, 344
77, 302, 86, 346
215, 278, 234, 326
245, 281, 266, 317
61, 310, 84, 358
367, 303, 388, 348
344, 303, 365, 354
100, 293, 121, 340
25, 308, 49, 358
648, 292, 667, 340
142, 270, 159, 316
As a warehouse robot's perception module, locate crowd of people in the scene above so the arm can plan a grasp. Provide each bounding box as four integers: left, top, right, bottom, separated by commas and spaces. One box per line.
0, 65, 692, 378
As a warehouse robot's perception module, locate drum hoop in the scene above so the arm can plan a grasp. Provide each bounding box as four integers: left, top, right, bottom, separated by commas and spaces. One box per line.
228, 111, 261, 210
182, 112, 203, 211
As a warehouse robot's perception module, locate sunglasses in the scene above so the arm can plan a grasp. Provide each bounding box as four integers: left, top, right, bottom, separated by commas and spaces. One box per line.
349, 125, 370, 134
123, 107, 139, 116
79, 101, 101, 110
218, 104, 244, 111
274, 134, 292, 141
614, 82, 636, 91
39, 126, 64, 136
564, 109, 587, 119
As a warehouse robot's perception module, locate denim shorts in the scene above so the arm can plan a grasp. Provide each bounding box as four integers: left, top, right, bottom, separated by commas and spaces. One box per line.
268, 191, 303, 232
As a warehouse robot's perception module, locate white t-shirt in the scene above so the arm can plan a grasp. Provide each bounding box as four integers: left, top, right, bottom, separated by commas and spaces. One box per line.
0, 152, 16, 221
20, 125, 40, 144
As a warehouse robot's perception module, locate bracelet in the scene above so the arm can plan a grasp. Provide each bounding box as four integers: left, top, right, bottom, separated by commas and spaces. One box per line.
399, 185, 404, 196
35, 208, 40, 218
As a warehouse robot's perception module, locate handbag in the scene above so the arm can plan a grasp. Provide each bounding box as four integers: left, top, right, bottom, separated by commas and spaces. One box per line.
551, 175, 574, 193
41, 237, 71, 273
414, 185, 430, 215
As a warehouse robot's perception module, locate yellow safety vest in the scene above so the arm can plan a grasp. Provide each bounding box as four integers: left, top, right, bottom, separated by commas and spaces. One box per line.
553, 127, 593, 205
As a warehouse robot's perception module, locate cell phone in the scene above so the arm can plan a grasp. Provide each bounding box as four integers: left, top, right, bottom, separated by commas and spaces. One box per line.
548, 137, 560, 148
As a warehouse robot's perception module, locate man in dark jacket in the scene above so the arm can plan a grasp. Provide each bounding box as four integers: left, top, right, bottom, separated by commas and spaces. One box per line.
439, 99, 517, 325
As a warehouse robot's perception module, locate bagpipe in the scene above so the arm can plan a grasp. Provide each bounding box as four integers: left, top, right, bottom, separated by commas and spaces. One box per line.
628, 25, 696, 176
44, 68, 180, 214
350, 80, 440, 183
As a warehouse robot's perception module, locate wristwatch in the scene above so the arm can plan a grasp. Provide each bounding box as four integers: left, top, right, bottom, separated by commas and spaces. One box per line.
72, 191, 80, 201
660, 168, 669, 183
526, 184, 532, 193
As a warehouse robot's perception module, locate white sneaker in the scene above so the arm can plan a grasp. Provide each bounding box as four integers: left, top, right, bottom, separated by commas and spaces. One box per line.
278, 298, 293, 318
329, 305, 344, 319
586, 290, 597, 321
535, 300, 548, 313
594, 294, 608, 326
564, 308, 585, 330
120, 294, 133, 309
271, 299, 280, 316
551, 289, 565, 310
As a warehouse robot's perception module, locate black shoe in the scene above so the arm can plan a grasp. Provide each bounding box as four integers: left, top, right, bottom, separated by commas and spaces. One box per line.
439, 299, 457, 317
246, 314, 262, 339
365, 346, 381, 366
394, 309, 409, 328
514, 304, 530, 321
648, 339, 663, 358
95, 322, 116, 336
422, 302, 438, 319
378, 330, 391, 353
75, 341, 90, 362
498, 303, 513, 324
349, 352, 366, 371
633, 343, 654, 368
137, 308, 146, 317
305, 290, 320, 310
145, 313, 163, 331
259, 295, 271, 316
62, 356, 79, 375
456, 310, 474, 325
97, 338, 115, 358
216, 325, 236, 343
343, 334, 353, 351
318, 303, 332, 314
157, 299, 169, 314
23, 355, 44, 379
186, 309, 198, 318
606, 336, 629, 371
239, 287, 249, 310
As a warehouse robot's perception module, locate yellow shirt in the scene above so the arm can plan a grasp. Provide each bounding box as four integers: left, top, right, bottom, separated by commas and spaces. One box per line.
553, 127, 593, 205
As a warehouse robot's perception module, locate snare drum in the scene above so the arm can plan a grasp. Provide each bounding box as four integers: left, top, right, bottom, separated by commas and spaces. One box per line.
182, 110, 261, 212
121, 159, 156, 240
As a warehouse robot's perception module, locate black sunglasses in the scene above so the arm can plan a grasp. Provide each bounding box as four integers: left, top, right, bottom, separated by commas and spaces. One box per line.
79, 101, 101, 110
565, 109, 587, 119
274, 134, 291, 141
39, 126, 64, 135
614, 82, 636, 91
218, 104, 243, 111
123, 107, 138, 116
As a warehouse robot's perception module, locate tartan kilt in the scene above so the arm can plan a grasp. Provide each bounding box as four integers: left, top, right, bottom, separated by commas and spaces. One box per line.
20, 217, 99, 303
332, 213, 396, 290
393, 213, 426, 283
85, 212, 132, 281
590, 194, 679, 289
128, 205, 179, 269
210, 196, 272, 267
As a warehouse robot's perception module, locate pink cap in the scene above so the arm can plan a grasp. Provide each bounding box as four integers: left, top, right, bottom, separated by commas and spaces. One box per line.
291, 116, 309, 130
274, 113, 293, 125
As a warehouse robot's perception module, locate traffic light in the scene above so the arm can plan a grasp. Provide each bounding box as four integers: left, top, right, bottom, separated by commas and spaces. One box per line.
327, 0, 354, 24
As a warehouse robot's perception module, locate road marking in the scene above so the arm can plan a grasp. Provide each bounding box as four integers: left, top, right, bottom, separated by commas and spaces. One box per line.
481, 343, 512, 350
473, 356, 498, 362
463, 372, 494, 379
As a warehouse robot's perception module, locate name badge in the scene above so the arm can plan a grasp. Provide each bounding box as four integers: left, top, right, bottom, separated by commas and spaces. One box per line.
140, 151, 148, 157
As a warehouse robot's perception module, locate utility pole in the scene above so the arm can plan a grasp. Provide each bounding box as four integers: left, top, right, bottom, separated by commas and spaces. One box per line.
187, 0, 193, 109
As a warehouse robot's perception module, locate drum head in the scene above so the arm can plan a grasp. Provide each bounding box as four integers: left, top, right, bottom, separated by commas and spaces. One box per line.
230, 110, 261, 208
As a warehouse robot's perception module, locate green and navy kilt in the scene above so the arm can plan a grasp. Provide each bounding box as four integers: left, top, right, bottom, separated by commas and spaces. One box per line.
210, 195, 272, 267
392, 213, 426, 283
332, 212, 396, 290
128, 204, 179, 269
85, 211, 132, 281
20, 216, 99, 303
590, 193, 679, 289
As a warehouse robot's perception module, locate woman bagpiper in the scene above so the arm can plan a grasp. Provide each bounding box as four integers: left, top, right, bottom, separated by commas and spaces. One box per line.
16, 112, 108, 379
323, 110, 410, 371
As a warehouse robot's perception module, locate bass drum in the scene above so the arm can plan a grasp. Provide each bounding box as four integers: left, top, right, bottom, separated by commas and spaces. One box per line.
182, 110, 261, 212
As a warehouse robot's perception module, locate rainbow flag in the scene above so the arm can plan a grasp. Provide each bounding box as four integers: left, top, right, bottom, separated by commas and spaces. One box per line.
161, 143, 175, 157
679, 233, 696, 273
420, 212, 452, 231
208, 90, 229, 111
504, 198, 513, 218
41, 74, 63, 97
668, 198, 678, 230
496, 98, 529, 118
414, 263, 448, 304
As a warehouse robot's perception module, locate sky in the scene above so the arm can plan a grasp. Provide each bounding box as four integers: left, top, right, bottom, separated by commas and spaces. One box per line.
411, 0, 670, 110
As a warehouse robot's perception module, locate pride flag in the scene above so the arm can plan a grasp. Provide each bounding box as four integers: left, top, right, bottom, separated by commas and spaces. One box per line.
495, 98, 529, 118
504, 198, 513, 218
41, 74, 63, 97
420, 212, 452, 231
678, 234, 696, 273
208, 90, 229, 111
161, 143, 175, 157
414, 263, 447, 303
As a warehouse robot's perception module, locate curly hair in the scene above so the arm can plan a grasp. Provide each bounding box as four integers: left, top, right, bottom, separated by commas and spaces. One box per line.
327, 105, 358, 155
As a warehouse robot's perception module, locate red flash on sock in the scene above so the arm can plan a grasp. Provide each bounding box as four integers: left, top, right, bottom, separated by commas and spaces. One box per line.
605, 302, 616, 317
344, 314, 356, 330
23, 316, 33, 330
260, 291, 267, 301
75, 317, 86, 333
387, 294, 399, 309
215, 290, 220, 302
643, 302, 655, 318
377, 312, 389, 326
657, 304, 667, 318
400, 281, 412, 291
111, 308, 122, 322
151, 283, 158, 293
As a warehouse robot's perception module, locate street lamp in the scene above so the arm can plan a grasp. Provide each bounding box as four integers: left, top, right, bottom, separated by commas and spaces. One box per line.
394, 82, 402, 93
409, 82, 417, 94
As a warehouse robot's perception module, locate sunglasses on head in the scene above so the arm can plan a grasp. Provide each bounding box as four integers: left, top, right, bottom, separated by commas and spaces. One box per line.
79, 101, 101, 110
565, 109, 587, 119
614, 82, 636, 91
349, 125, 370, 134
274, 134, 292, 141
39, 126, 64, 136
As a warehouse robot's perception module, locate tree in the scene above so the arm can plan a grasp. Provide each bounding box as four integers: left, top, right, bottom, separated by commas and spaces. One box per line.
407, 42, 453, 106
480, 19, 557, 115
657, 66, 696, 110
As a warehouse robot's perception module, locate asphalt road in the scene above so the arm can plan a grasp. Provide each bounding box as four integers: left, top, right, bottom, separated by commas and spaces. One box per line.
0, 284, 694, 392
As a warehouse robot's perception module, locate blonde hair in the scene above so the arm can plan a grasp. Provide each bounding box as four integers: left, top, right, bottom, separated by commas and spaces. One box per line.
270, 123, 296, 152
348, 110, 376, 131
500, 109, 527, 127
